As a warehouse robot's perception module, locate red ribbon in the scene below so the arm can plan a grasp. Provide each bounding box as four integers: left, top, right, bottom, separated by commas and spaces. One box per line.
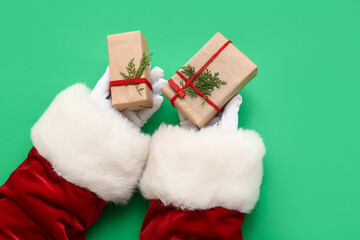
175, 71, 221, 112
168, 79, 185, 98
110, 78, 153, 91
170, 40, 232, 112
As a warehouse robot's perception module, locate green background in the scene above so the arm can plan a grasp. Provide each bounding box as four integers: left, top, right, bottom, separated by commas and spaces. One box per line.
0, 0, 359, 239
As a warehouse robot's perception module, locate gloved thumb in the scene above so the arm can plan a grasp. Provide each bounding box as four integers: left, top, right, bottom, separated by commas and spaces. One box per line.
137, 95, 164, 125
219, 94, 243, 130
91, 66, 110, 100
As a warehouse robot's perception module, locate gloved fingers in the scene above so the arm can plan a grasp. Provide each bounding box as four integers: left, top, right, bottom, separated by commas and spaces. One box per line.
121, 111, 144, 128
150, 67, 164, 84
178, 111, 198, 129
180, 119, 198, 129
219, 94, 243, 130
205, 109, 224, 127
178, 111, 187, 122
178, 110, 223, 128
138, 95, 164, 124
151, 67, 166, 96
152, 78, 167, 96
90, 66, 110, 100
207, 115, 222, 127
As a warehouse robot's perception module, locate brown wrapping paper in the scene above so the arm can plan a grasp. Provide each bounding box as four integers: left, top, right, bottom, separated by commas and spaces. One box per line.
108, 31, 153, 111
162, 32, 257, 128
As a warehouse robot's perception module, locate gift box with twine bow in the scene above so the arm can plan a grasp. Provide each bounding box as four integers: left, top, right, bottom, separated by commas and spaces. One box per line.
108, 31, 153, 112
162, 32, 258, 128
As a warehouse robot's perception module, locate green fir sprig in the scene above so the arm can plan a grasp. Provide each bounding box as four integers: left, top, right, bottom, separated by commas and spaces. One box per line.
120, 53, 153, 96
180, 65, 227, 104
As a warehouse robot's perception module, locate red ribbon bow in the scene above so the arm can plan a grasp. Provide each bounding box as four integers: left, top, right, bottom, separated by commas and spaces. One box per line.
169, 40, 232, 112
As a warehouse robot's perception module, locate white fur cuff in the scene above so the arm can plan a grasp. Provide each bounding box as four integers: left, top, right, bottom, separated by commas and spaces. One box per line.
140, 125, 265, 213
31, 84, 151, 203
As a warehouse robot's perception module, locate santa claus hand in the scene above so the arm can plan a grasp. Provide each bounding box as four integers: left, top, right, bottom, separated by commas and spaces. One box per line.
178, 94, 243, 130
90, 66, 167, 127
140, 93, 265, 239
90, 66, 112, 109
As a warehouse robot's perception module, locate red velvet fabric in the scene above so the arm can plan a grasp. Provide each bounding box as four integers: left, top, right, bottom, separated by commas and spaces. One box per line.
140, 200, 245, 240
0, 148, 108, 240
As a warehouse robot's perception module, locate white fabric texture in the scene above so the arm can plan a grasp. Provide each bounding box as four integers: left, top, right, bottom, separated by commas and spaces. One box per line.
31, 84, 151, 203
140, 124, 266, 213
90, 66, 167, 127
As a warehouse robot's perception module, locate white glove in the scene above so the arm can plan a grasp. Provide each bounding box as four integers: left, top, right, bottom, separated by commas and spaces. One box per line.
178, 94, 243, 130
90, 66, 167, 127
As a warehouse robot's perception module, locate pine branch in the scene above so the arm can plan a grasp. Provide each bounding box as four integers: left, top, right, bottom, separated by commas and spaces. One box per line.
180, 65, 227, 104
135, 53, 153, 78
119, 53, 153, 96
135, 84, 145, 96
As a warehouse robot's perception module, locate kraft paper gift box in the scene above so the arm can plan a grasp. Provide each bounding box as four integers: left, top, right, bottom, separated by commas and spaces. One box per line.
161, 32, 258, 128
108, 31, 153, 112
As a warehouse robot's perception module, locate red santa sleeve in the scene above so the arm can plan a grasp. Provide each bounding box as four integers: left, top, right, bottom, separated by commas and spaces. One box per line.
139, 124, 265, 240
0, 84, 150, 240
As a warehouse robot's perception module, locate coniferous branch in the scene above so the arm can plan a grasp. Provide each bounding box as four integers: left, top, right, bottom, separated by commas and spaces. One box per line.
135, 85, 145, 95
180, 65, 227, 104
119, 53, 153, 96
135, 53, 153, 78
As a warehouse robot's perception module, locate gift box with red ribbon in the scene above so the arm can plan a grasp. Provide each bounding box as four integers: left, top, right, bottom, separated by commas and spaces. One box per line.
108, 31, 153, 112
162, 32, 258, 128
